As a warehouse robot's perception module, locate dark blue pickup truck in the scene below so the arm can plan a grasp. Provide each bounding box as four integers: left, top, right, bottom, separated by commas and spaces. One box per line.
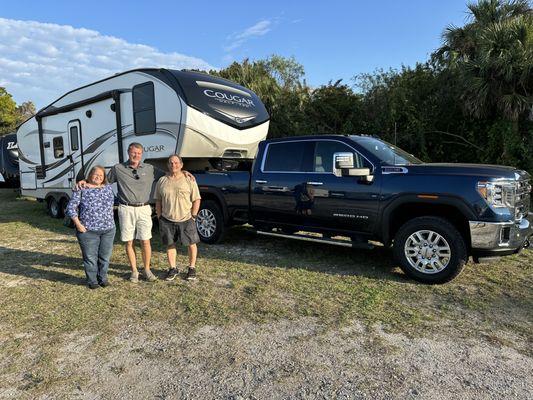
193, 135, 532, 283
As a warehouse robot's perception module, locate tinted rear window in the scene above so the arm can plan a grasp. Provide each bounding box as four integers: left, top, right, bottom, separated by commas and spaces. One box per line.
263, 141, 314, 172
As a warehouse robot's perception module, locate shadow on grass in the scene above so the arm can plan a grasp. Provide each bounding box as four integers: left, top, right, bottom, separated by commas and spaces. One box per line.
0, 246, 131, 286
155, 226, 412, 284
3, 189, 410, 284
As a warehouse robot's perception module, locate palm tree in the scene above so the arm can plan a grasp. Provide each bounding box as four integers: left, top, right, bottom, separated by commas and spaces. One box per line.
435, 0, 532, 121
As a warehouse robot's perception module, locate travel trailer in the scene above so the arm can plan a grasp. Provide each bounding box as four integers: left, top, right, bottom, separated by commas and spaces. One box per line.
16, 68, 270, 217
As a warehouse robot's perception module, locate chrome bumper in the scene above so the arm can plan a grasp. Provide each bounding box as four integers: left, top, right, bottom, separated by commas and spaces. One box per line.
469, 212, 533, 250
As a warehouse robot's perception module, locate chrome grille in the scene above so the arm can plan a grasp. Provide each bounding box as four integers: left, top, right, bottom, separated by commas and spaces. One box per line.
515, 179, 531, 220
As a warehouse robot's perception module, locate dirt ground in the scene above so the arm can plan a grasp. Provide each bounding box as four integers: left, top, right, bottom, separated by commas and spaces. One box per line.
1, 318, 531, 400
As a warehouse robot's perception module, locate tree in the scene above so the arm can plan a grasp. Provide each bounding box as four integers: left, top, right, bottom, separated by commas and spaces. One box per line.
435, 0, 532, 121
0, 87, 18, 135
214, 57, 310, 137
15, 101, 36, 125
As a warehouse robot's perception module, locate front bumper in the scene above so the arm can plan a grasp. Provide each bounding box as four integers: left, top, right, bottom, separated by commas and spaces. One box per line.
469, 212, 533, 254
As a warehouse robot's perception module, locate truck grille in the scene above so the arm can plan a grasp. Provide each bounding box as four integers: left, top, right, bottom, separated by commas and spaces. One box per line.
515, 179, 531, 221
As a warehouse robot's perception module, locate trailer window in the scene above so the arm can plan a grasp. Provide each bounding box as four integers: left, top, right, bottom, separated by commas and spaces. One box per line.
133, 82, 156, 135
70, 126, 79, 151
53, 137, 64, 158
262, 141, 314, 172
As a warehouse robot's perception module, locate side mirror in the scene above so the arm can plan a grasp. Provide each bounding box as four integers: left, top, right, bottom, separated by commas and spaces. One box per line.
333, 152, 373, 182
334, 152, 354, 169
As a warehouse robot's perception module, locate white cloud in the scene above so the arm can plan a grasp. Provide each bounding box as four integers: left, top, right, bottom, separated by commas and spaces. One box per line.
224, 20, 272, 52
0, 18, 216, 108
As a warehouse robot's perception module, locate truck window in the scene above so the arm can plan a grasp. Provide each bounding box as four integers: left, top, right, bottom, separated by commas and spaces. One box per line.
313, 141, 368, 172
70, 126, 79, 151
53, 137, 64, 158
263, 141, 314, 172
133, 82, 156, 135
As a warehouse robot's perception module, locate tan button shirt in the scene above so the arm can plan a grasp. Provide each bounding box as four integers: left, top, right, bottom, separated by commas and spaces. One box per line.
154, 175, 201, 222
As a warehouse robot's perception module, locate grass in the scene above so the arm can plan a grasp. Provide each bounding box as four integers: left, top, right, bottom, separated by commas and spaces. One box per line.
0, 188, 531, 395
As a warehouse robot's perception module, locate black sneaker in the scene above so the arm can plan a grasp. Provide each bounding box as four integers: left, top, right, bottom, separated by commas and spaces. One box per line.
99, 281, 110, 288
165, 268, 179, 281
186, 268, 197, 281
88, 283, 100, 290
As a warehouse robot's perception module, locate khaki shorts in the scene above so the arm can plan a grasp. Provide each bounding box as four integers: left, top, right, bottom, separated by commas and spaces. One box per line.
117, 204, 153, 242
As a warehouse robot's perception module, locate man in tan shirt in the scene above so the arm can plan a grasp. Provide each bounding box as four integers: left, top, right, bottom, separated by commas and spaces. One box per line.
155, 155, 201, 281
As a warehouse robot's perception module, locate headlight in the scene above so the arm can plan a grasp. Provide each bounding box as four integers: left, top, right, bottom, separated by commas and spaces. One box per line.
477, 181, 516, 208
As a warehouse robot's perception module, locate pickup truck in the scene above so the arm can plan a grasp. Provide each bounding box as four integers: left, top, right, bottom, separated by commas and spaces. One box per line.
192, 135, 532, 284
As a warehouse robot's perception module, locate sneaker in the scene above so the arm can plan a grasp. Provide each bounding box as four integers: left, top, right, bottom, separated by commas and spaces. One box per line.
129, 271, 139, 283
88, 283, 100, 290
99, 281, 110, 288
186, 267, 197, 281
144, 269, 158, 282
165, 268, 179, 281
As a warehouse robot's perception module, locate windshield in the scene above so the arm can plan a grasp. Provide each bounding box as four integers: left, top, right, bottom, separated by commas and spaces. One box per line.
352, 136, 423, 165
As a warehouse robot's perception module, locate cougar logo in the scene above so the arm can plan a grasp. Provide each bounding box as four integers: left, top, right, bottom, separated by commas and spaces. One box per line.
143, 145, 164, 152
203, 90, 255, 107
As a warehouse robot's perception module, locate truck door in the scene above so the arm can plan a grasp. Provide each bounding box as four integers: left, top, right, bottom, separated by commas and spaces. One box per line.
251, 140, 314, 227
303, 139, 380, 234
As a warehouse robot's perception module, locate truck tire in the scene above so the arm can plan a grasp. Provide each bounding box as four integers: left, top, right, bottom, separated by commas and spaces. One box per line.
47, 197, 62, 219
393, 216, 467, 284
196, 200, 225, 244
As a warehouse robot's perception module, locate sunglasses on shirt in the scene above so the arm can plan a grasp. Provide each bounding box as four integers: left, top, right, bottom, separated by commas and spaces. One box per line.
132, 169, 140, 180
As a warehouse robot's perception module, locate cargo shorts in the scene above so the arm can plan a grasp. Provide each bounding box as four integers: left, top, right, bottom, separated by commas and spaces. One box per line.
117, 204, 153, 242
159, 217, 200, 246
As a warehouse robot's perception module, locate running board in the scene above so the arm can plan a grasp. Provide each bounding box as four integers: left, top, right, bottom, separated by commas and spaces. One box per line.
256, 230, 374, 249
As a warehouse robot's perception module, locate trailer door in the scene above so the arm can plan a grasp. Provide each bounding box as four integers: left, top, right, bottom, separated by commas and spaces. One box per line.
67, 120, 83, 183
41, 126, 71, 189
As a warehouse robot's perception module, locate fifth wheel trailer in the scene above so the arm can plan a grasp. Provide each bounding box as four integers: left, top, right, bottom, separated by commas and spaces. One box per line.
16, 68, 270, 217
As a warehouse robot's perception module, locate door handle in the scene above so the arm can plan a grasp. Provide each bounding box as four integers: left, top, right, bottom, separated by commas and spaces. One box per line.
307, 181, 323, 186
265, 186, 288, 192
255, 180, 267, 184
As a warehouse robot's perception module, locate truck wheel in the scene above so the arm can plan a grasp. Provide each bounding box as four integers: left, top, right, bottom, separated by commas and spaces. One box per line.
196, 200, 224, 244
393, 216, 467, 284
47, 197, 62, 219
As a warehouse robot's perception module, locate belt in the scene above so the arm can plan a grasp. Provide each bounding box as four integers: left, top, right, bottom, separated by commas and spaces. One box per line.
120, 202, 150, 207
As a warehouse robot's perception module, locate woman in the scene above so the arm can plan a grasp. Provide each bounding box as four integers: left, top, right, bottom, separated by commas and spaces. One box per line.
66, 166, 116, 289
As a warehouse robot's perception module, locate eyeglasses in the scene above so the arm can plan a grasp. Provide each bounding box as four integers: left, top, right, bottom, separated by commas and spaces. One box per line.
132, 169, 140, 180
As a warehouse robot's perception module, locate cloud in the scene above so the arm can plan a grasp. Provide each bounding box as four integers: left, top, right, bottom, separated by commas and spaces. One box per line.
224, 20, 272, 52
0, 18, 216, 108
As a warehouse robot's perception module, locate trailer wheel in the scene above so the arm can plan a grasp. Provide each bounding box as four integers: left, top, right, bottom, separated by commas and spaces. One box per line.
46, 197, 62, 219
60, 197, 73, 227
393, 216, 467, 284
196, 200, 224, 244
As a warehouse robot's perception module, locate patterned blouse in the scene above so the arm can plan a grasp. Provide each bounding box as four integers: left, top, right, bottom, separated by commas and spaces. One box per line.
66, 185, 115, 231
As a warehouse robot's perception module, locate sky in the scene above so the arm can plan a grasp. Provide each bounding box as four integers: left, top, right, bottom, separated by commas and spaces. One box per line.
1, 0, 470, 109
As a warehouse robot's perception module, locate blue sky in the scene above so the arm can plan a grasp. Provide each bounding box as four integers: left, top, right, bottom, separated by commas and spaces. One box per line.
1, 0, 470, 107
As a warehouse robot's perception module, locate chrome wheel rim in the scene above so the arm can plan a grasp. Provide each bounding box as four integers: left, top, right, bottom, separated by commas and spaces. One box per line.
196, 209, 216, 238
404, 230, 451, 274
49, 199, 59, 217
